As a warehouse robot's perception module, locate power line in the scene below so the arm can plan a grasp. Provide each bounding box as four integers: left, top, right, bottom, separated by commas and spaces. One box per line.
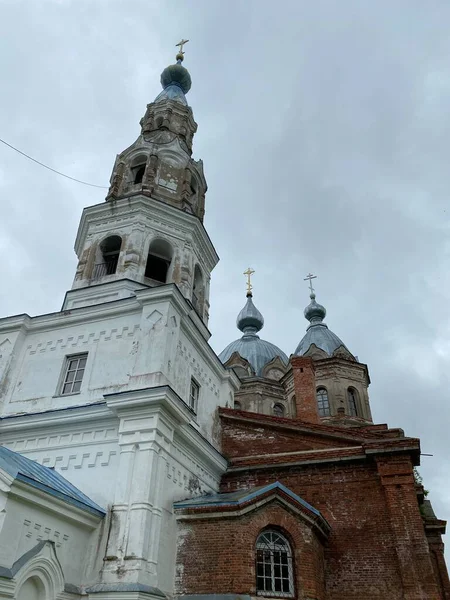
0, 137, 109, 189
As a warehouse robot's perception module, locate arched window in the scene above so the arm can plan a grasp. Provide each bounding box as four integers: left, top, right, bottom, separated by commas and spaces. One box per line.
130, 155, 147, 185
316, 388, 330, 417
256, 530, 294, 597
192, 265, 204, 314
234, 400, 241, 410
145, 238, 173, 283
347, 387, 358, 416
273, 403, 285, 417
93, 235, 122, 279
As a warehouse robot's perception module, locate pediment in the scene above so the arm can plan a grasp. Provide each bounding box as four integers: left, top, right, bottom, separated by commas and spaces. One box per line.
302, 344, 328, 360
174, 481, 330, 540
261, 356, 288, 381
224, 352, 255, 377
332, 345, 356, 360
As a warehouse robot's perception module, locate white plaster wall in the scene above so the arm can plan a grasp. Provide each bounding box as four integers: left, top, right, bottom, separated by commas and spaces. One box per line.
0, 311, 141, 416
1, 420, 120, 510
0, 495, 101, 586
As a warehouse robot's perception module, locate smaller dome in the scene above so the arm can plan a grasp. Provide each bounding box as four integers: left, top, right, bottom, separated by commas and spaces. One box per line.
237, 294, 264, 333
304, 293, 326, 324
219, 293, 287, 376
294, 292, 352, 357
160, 61, 192, 94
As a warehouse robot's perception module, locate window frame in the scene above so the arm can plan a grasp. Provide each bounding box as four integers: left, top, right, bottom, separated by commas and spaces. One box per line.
316, 387, 331, 417
58, 353, 88, 396
189, 377, 200, 413
255, 530, 294, 598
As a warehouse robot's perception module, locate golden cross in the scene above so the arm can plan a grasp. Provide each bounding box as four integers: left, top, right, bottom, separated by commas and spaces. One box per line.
176, 39, 189, 55
243, 267, 255, 295
304, 272, 317, 294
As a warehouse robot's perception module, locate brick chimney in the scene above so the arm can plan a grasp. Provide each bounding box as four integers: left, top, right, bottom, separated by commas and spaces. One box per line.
291, 356, 319, 424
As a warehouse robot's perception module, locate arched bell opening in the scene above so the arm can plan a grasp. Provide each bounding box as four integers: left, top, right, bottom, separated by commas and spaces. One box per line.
145, 238, 173, 284
93, 235, 122, 280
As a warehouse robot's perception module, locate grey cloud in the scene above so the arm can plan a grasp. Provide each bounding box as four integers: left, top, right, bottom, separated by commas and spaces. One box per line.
0, 0, 449, 554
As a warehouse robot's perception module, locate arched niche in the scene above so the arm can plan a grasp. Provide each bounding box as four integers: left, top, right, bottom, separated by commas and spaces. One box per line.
17, 576, 45, 600
13, 541, 65, 600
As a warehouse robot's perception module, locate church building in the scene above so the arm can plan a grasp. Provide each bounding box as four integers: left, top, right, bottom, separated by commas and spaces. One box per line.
0, 45, 448, 600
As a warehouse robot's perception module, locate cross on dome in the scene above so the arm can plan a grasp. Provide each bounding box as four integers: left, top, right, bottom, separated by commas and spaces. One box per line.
304, 272, 317, 295
243, 267, 255, 297
176, 38, 189, 61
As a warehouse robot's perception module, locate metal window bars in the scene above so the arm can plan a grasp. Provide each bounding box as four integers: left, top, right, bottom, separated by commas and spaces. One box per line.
256, 531, 294, 597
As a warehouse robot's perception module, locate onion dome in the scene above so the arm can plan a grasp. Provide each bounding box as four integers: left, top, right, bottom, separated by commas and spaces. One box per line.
294, 292, 351, 357
219, 294, 288, 376
155, 48, 191, 106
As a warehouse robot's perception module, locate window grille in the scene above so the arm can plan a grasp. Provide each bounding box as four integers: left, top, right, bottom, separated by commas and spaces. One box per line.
316, 388, 330, 416
348, 388, 358, 416
189, 378, 200, 412
256, 530, 294, 597
60, 354, 87, 395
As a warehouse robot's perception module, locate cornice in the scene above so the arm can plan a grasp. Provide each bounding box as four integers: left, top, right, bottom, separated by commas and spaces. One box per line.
10, 479, 103, 528
0, 402, 111, 434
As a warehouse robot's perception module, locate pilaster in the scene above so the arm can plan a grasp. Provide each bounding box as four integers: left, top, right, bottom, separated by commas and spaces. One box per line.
377, 456, 442, 599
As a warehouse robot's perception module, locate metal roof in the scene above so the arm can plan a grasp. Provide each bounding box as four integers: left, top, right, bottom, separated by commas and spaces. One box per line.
0, 445, 105, 517
294, 292, 351, 357
219, 335, 288, 376
174, 481, 321, 517
219, 294, 288, 375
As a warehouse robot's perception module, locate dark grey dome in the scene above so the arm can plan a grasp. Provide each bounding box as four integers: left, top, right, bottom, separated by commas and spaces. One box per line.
154, 59, 192, 106
219, 294, 288, 376
294, 293, 351, 357
160, 62, 191, 93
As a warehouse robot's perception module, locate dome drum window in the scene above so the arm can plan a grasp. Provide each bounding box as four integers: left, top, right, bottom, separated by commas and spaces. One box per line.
347, 388, 358, 417
273, 403, 285, 417
316, 388, 330, 417
256, 530, 294, 597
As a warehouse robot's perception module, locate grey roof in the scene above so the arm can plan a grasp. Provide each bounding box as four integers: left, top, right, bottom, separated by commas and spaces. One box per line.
174, 481, 322, 517
219, 294, 288, 376
219, 335, 288, 376
0, 445, 105, 517
294, 292, 351, 357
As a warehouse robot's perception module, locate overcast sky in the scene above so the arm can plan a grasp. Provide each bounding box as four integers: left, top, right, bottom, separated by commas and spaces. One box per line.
0, 0, 449, 555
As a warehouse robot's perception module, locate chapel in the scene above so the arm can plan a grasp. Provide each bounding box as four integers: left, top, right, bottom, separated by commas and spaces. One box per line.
0, 45, 448, 600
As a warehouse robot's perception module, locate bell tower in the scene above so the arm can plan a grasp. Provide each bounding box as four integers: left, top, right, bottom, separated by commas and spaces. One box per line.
63, 44, 215, 325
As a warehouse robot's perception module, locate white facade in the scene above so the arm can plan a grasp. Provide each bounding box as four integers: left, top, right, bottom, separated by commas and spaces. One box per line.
0, 56, 239, 599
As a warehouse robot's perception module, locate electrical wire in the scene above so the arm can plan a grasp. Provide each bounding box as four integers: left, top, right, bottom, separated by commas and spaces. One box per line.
0, 137, 109, 189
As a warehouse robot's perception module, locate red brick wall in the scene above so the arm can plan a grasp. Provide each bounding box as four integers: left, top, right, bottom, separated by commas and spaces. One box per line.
175, 502, 325, 599
291, 356, 320, 424
221, 461, 409, 599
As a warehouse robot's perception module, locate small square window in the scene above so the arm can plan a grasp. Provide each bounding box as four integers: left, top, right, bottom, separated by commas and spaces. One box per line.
59, 354, 88, 396
189, 378, 200, 412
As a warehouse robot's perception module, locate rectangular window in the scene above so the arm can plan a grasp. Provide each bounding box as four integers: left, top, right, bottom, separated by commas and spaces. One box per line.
189, 378, 200, 412
60, 354, 87, 395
